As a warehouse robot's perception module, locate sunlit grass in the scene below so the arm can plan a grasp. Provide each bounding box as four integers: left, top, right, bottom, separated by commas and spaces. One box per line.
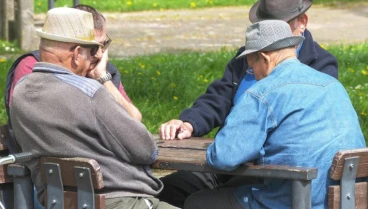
34, 0, 257, 13
34, 0, 364, 13
114, 44, 368, 140
0, 40, 22, 55
0, 43, 367, 141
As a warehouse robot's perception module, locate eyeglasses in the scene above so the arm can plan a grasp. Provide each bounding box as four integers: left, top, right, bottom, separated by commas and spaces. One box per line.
246, 68, 254, 75
101, 35, 112, 51
70, 44, 100, 57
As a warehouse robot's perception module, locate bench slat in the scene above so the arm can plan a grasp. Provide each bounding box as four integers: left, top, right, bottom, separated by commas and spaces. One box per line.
40, 157, 104, 189
329, 148, 368, 180
328, 182, 368, 209
0, 125, 9, 151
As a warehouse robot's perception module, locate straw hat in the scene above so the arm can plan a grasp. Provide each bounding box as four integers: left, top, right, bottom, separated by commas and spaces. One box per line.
36, 7, 102, 46
249, 0, 312, 23
236, 20, 304, 59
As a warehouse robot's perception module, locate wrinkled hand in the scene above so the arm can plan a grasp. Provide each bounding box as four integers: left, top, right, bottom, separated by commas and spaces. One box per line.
159, 119, 193, 140
88, 49, 109, 80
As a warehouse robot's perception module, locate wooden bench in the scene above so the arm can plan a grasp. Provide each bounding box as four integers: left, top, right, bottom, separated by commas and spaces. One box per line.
1, 124, 106, 209
40, 157, 106, 209
3, 123, 368, 209
328, 148, 368, 209
1, 124, 35, 209
0, 124, 15, 209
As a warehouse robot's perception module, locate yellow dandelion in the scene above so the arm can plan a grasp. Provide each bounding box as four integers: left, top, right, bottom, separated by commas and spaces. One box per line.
153, 3, 158, 7
170, 83, 176, 88
156, 71, 161, 76
190, 2, 197, 8
320, 44, 326, 50
0, 57, 6, 63
127, 1, 132, 6
173, 96, 178, 100
204, 78, 209, 83
362, 70, 368, 75
139, 63, 145, 69
361, 112, 367, 117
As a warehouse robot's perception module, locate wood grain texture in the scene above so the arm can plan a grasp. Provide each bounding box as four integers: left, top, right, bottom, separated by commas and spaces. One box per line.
329, 148, 368, 180
40, 157, 104, 189
328, 182, 367, 209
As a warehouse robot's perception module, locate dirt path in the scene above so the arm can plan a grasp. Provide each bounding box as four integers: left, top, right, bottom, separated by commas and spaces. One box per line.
31, 3, 368, 58
102, 3, 368, 57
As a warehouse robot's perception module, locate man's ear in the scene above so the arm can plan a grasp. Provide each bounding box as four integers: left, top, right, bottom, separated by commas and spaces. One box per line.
259, 52, 270, 64
298, 13, 308, 33
71, 46, 82, 66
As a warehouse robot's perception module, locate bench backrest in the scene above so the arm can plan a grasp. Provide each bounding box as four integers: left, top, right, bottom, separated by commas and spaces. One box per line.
328, 148, 368, 209
0, 125, 12, 184
40, 157, 105, 209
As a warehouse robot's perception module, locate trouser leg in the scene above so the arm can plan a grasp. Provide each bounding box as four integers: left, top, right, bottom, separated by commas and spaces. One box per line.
105, 197, 179, 209
183, 187, 243, 209
157, 170, 232, 208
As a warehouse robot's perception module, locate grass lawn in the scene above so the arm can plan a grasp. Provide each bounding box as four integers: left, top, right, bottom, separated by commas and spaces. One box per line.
1, 43, 366, 140
34, 0, 365, 13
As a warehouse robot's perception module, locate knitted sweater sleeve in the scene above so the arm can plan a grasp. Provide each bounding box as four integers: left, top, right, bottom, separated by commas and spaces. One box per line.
92, 88, 157, 165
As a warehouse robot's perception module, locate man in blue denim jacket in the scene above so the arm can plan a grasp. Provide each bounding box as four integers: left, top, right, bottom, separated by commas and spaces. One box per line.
158, 0, 339, 207
184, 20, 365, 209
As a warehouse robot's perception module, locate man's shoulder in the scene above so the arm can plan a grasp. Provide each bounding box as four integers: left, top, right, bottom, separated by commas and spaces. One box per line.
54, 73, 102, 98
248, 60, 337, 97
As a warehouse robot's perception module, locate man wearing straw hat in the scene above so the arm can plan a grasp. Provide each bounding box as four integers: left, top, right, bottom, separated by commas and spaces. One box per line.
158, 0, 339, 207
10, 7, 178, 209
183, 20, 365, 209
5, 4, 141, 153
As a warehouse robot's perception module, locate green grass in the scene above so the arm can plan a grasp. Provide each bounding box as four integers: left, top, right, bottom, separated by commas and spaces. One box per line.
111, 44, 368, 140
0, 44, 367, 141
34, 0, 365, 13
0, 40, 22, 55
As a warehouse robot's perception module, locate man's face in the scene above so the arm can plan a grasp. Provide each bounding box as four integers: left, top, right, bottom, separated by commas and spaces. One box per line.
247, 53, 267, 81
288, 14, 307, 36
89, 25, 107, 69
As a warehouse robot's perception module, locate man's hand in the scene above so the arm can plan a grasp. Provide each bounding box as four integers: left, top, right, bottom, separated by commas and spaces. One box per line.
88, 48, 109, 80
159, 120, 193, 140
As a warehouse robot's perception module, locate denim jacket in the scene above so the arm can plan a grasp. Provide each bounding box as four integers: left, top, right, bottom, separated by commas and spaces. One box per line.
180, 29, 338, 137
206, 59, 365, 209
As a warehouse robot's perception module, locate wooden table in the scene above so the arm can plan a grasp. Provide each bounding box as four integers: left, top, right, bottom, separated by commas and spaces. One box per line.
151, 137, 318, 209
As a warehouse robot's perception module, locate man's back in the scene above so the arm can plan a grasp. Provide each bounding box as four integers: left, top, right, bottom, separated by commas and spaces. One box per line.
10, 62, 162, 201
222, 59, 365, 208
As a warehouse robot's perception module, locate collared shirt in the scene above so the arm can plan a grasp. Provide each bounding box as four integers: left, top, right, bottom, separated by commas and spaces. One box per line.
207, 59, 365, 209
233, 33, 305, 104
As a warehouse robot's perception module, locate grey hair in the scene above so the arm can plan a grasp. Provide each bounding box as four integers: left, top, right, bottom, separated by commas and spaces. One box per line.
73, 4, 105, 30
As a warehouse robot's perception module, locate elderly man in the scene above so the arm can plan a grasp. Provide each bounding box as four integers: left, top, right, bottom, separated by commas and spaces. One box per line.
184, 20, 365, 209
5, 4, 141, 154
158, 0, 339, 207
10, 7, 177, 209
